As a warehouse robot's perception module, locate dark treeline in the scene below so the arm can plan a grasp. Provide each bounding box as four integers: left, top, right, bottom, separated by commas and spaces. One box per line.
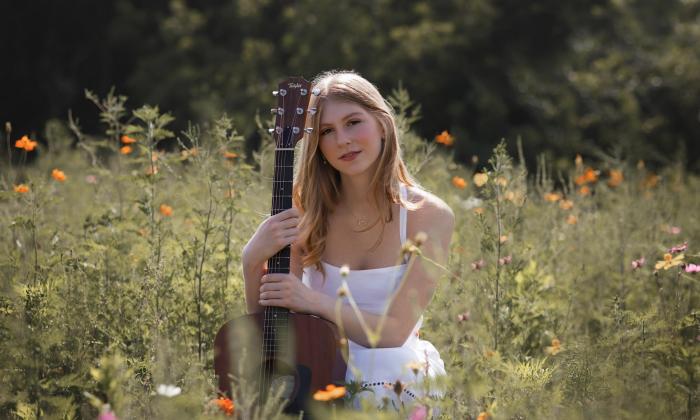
2, 0, 699, 171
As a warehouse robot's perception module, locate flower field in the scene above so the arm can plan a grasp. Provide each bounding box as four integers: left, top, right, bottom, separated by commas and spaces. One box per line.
1, 89, 698, 419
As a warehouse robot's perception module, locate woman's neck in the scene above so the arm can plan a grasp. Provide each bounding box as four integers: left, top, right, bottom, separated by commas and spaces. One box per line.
338, 173, 378, 214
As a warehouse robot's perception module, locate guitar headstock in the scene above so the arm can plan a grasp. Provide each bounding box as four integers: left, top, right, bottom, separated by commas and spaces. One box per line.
269, 77, 317, 148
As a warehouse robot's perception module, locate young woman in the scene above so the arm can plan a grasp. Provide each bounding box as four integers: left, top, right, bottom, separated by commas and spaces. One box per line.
242, 70, 454, 409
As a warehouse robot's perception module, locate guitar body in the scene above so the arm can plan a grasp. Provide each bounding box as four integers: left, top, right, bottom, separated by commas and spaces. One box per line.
213, 312, 346, 412
212, 76, 346, 415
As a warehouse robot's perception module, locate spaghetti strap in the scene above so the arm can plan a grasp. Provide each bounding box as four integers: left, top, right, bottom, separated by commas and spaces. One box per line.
399, 184, 407, 246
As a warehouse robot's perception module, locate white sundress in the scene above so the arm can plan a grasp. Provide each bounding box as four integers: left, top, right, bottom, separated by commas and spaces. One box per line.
302, 184, 446, 410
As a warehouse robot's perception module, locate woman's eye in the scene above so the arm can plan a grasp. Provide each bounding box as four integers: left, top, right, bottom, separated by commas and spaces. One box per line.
320, 128, 332, 136
348, 120, 361, 126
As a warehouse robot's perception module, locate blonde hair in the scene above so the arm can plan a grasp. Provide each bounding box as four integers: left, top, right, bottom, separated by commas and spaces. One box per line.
292, 70, 420, 276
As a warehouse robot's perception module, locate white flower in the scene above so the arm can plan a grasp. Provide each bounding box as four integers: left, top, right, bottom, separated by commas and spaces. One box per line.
156, 384, 182, 397
461, 196, 483, 210
339, 264, 350, 277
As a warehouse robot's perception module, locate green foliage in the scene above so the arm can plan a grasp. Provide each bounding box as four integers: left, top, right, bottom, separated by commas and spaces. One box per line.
0, 88, 699, 419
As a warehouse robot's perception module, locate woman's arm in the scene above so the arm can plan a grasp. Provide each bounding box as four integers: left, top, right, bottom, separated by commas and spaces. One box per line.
260, 198, 455, 348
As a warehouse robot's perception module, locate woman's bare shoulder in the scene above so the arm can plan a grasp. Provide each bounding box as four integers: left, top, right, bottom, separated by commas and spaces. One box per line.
405, 186, 455, 234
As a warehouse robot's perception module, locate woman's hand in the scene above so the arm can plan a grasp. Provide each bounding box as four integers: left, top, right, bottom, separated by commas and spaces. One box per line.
243, 207, 299, 266
258, 273, 328, 315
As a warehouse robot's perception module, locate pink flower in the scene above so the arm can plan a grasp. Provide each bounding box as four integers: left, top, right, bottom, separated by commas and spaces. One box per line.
457, 311, 470, 322
631, 257, 645, 270
685, 264, 700, 274
471, 259, 485, 270
86, 175, 98, 185
409, 404, 428, 420
498, 255, 512, 266
669, 226, 681, 235
98, 405, 118, 420
668, 242, 688, 254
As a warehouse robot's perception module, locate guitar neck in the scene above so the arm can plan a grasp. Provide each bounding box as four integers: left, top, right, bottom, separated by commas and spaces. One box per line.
267, 144, 294, 276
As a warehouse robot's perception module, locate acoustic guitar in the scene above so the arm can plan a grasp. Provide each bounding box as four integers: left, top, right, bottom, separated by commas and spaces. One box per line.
213, 76, 346, 415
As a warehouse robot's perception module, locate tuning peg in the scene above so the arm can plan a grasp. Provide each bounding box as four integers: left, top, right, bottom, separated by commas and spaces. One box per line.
312, 87, 321, 96
300, 88, 308, 96
270, 107, 283, 115
293, 127, 300, 134
304, 128, 313, 134
279, 88, 288, 97
308, 107, 317, 115
275, 127, 282, 134
296, 107, 304, 115
272, 90, 279, 96
268, 128, 275, 133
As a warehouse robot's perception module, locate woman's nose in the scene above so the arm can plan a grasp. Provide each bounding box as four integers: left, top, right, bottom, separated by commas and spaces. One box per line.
336, 128, 352, 145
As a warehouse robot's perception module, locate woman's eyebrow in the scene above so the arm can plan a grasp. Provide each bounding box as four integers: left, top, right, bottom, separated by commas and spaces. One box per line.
319, 112, 363, 127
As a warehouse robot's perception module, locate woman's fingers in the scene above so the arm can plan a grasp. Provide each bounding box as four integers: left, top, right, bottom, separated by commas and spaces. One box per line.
259, 298, 285, 307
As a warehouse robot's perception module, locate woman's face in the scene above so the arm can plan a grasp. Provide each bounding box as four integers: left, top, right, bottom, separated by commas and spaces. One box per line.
317, 98, 384, 178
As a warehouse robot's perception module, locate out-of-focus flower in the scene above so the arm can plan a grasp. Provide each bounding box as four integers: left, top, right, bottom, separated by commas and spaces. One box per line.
406, 361, 426, 376
477, 412, 491, 420
15, 135, 38, 151
643, 173, 659, 189
473, 207, 484, 215
434, 130, 454, 146
409, 404, 428, 420
14, 184, 29, 193
181, 147, 199, 159
156, 384, 182, 397
575, 154, 583, 168
452, 176, 467, 189
685, 264, 700, 274
213, 397, 234, 416
223, 151, 239, 159
483, 350, 496, 359
637, 160, 645, 169
457, 311, 470, 322
559, 199, 573, 210
668, 242, 688, 254
339, 264, 350, 277
159, 204, 173, 217
498, 255, 512, 266
98, 404, 118, 420
471, 155, 479, 164
544, 192, 562, 202
86, 175, 98, 184
578, 186, 591, 196
461, 196, 483, 210
545, 338, 561, 355
471, 259, 485, 271
631, 257, 645, 270
51, 168, 66, 182
608, 169, 624, 187
575, 167, 599, 185
499, 235, 508, 244
313, 384, 346, 401
495, 176, 508, 187
145, 166, 159, 176
668, 226, 681, 235
655, 253, 685, 271
120, 135, 137, 144
120, 145, 132, 155
566, 215, 578, 225
473, 173, 488, 187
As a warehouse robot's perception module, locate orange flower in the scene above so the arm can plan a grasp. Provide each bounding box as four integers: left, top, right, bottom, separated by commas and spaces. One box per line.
51, 168, 66, 182
120, 145, 133, 155
575, 167, 599, 185
434, 130, 454, 146
559, 199, 573, 210
14, 184, 29, 193
566, 215, 578, 225
495, 176, 508, 187
159, 204, 173, 217
213, 397, 234, 416
477, 412, 491, 420
642, 173, 659, 189
607, 169, 623, 188
545, 338, 562, 355
452, 176, 467, 189
578, 185, 590, 196
15, 135, 38, 151
544, 192, 562, 202
473, 207, 484, 215
313, 384, 346, 401
223, 151, 239, 159
145, 166, 159, 176
473, 172, 488, 187
120, 135, 137, 144
499, 234, 508, 243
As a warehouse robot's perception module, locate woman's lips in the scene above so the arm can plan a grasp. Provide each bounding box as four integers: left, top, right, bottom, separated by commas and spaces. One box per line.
339, 151, 360, 161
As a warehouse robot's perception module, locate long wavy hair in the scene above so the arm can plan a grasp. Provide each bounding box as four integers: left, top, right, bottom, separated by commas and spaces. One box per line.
292, 70, 421, 276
